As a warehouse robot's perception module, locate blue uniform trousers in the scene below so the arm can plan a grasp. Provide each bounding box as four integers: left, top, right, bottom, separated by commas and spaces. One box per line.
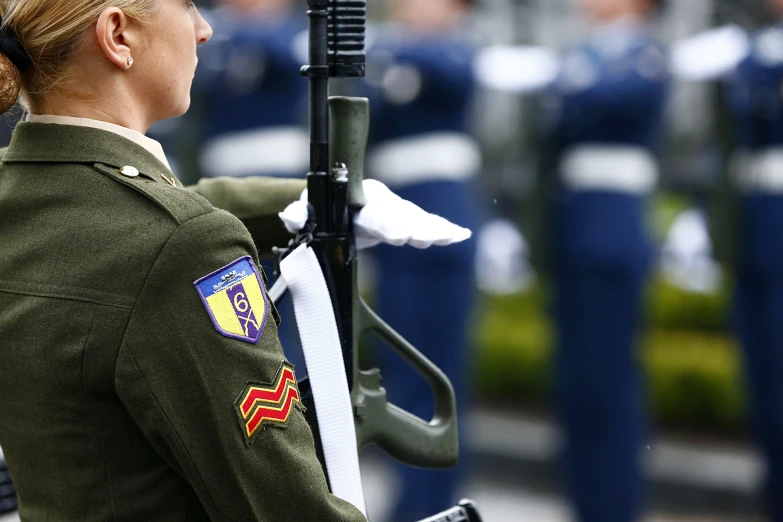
554, 262, 647, 522
735, 268, 783, 522
734, 195, 783, 522
553, 192, 650, 522
374, 180, 477, 522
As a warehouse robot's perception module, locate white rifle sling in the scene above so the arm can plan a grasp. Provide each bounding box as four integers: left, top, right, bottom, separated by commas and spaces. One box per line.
279, 244, 368, 518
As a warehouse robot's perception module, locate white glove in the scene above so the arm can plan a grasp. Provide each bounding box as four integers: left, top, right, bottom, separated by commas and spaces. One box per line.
661, 208, 722, 295
279, 179, 472, 250
475, 219, 535, 295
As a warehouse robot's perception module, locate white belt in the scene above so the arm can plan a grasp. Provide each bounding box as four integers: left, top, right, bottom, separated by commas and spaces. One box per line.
732, 149, 783, 193
200, 126, 310, 178
367, 132, 481, 187
560, 146, 658, 195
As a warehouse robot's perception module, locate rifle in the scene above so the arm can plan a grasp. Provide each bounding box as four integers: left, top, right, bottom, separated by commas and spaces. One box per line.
269, 0, 483, 520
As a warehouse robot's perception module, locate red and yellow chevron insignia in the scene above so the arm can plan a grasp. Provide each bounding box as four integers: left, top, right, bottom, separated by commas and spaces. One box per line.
235, 362, 303, 440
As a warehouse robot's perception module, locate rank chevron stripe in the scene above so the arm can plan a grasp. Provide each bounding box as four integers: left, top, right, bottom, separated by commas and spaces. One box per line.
241, 366, 299, 417
245, 387, 301, 438
279, 245, 367, 517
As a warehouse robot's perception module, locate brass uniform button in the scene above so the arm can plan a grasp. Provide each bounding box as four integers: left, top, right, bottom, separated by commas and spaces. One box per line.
120, 166, 139, 178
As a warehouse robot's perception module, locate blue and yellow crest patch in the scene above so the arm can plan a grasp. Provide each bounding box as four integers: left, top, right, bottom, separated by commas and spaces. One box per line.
194, 256, 269, 344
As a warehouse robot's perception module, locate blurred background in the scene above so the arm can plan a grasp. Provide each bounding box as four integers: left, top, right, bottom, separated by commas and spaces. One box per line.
3, 0, 783, 521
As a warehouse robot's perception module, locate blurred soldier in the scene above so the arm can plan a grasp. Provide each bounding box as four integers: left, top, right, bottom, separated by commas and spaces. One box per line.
363, 0, 479, 519
728, 7, 783, 519
543, 1, 669, 521
673, 1, 783, 518
191, 0, 309, 372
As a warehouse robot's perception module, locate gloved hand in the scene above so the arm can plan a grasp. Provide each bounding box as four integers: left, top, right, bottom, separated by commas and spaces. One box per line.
279, 179, 472, 250
475, 219, 535, 295
661, 208, 722, 295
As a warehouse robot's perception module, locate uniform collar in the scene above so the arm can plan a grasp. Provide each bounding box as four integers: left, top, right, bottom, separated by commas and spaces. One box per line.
25, 114, 172, 172
4, 121, 174, 185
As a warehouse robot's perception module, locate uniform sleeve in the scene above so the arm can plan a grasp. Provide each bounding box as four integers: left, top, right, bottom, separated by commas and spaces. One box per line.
669, 24, 750, 82
116, 209, 365, 522
189, 176, 306, 256
473, 45, 560, 94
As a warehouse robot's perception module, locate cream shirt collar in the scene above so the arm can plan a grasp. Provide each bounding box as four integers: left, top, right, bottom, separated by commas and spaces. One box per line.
25, 114, 172, 172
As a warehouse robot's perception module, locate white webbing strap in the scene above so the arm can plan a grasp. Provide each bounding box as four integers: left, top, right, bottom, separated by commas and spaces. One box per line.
279, 245, 367, 518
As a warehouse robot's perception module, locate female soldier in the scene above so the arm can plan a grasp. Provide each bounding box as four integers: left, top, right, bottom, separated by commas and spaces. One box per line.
726, 5, 783, 518
0, 0, 468, 520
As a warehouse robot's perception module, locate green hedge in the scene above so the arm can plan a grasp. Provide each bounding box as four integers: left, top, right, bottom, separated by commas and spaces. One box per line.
475, 278, 748, 434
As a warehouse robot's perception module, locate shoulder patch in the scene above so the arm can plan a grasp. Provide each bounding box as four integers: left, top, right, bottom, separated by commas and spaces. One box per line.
235, 361, 304, 444
194, 256, 269, 344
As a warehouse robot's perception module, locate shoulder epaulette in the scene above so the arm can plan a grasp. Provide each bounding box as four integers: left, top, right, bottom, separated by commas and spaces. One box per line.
92, 162, 213, 225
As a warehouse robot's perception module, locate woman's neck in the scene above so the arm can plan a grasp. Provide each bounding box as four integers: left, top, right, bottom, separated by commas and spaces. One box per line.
29, 82, 149, 134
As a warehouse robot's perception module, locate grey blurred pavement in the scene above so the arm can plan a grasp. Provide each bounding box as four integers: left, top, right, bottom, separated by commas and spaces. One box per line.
468, 409, 762, 517
361, 455, 758, 522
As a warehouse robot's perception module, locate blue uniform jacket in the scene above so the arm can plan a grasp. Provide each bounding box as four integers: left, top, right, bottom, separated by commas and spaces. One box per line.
548, 25, 669, 268
196, 9, 307, 137
366, 32, 476, 142
727, 25, 783, 150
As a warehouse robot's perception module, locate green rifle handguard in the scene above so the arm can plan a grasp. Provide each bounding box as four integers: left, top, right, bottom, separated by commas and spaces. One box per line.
329, 96, 368, 208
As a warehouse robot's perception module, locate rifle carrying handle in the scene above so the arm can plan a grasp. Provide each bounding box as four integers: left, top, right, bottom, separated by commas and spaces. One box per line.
329, 97, 368, 208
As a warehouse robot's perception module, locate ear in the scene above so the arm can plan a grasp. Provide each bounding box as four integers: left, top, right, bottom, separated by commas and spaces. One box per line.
95, 7, 134, 70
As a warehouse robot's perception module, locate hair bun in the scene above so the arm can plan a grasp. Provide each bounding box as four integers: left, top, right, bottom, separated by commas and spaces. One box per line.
0, 51, 20, 114
0, 19, 26, 114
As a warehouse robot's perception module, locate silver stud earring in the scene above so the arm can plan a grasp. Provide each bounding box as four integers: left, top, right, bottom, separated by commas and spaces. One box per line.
126, 56, 134, 69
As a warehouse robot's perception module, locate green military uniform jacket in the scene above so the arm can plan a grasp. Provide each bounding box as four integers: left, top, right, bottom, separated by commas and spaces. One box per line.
0, 123, 365, 521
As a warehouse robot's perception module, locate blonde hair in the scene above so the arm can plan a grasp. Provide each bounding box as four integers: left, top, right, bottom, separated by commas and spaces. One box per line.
0, 0, 160, 113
